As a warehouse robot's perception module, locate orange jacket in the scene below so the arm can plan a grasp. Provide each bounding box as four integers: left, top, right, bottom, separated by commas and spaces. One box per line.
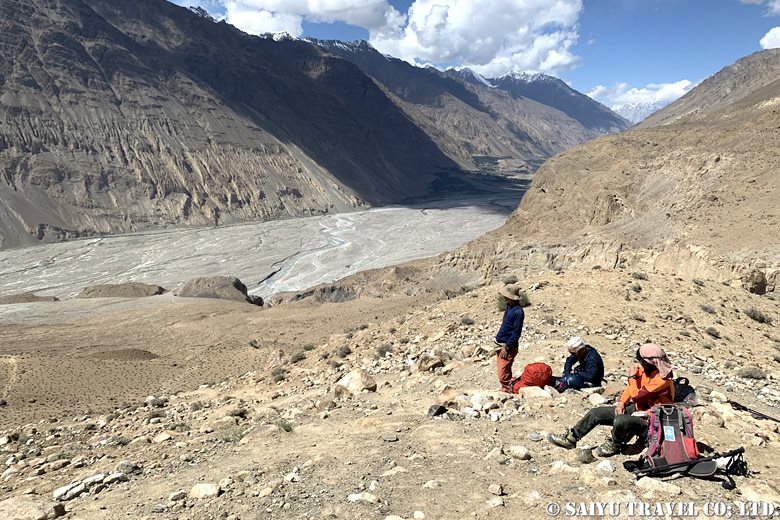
619, 366, 674, 411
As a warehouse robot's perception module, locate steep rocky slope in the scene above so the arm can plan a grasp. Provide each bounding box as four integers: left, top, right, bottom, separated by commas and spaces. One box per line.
489, 71, 631, 133
640, 49, 780, 127
457, 50, 780, 290
0, 0, 456, 249
312, 40, 630, 171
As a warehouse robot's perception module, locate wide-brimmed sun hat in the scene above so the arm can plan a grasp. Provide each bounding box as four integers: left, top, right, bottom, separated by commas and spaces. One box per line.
498, 284, 521, 301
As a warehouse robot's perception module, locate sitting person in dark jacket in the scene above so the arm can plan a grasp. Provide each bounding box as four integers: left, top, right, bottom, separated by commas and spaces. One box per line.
554, 336, 604, 391
548, 343, 675, 457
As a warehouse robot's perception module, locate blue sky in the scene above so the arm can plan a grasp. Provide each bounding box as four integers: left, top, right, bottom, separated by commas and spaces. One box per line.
172, 0, 780, 109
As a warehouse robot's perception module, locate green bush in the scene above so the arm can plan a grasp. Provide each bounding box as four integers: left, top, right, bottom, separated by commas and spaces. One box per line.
337, 345, 352, 358
460, 315, 475, 326
276, 419, 294, 432
303, 343, 316, 351
631, 272, 648, 280
290, 351, 306, 364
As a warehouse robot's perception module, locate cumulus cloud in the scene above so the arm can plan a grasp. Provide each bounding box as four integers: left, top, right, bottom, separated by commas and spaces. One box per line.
174, 0, 584, 77
760, 26, 780, 47
369, 0, 583, 77
587, 80, 696, 109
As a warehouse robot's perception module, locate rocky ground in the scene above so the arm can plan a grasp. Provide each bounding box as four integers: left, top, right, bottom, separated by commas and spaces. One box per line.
0, 267, 778, 519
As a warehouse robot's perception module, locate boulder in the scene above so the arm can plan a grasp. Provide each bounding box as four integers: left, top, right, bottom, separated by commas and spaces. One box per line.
417, 355, 444, 372
335, 369, 377, 395
0, 496, 65, 520
76, 283, 166, 299
175, 276, 261, 305
0, 292, 59, 305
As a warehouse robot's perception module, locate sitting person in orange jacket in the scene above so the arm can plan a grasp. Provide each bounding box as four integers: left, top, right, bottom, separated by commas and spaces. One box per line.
547, 343, 675, 457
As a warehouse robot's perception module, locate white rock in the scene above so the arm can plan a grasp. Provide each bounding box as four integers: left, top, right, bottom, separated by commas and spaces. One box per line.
0, 496, 65, 520
635, 477, 681, 495
81, 473, 105, 488
486, 496, 504, 508
414, 512, 425, 519
103, 473, 128, 485
189, 483, 221, 499
588, 394, 608, 406
62, 483, 85, 501
152, 432, 173, 444
422, 480, 439, 489
507, 446, 531, 460
596, 460, 615, 474
52, 483, 78, 501
336, 369, 377, 395
381, 467, 407, 477
549, 461, 578, 474
347, 492, 378, 503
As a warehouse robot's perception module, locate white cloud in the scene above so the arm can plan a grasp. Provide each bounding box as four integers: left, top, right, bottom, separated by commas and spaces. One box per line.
176, 0, 584, 77
739, 0, 780, 15
587, 80, 696, 108
369, 0, 583, 77
760, 26, 780, 48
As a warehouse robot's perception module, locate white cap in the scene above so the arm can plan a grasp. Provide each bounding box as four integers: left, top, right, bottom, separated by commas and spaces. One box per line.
566, 336, 585, 351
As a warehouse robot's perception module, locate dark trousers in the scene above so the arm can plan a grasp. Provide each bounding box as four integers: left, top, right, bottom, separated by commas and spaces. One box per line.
571, 405, 648, 444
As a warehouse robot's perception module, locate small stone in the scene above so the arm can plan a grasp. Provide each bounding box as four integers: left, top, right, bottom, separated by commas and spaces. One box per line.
381, 466, 407, 477
413, 512, 425, 519
588, 394, 608, 406
486, 496, 504, 508
422, 480, 439, 489
152, 433, 173, 444
527, 433, 543, 442
81, 473, 106, 489
518, 387, 552, 399
347, 492, 378, 503
62, 483, 86, 501
488, 484, 504, 496
383, 434, 399, 442
575, 448, 596, 464
258, 487, 274, 498
596, 460, 615, 474
151, 503, 168, 514
427, 405, 447, 417
507, 446, 531, 460
169, 490, 187, 501
115, 460, 138, 474
189, 483, 221, 499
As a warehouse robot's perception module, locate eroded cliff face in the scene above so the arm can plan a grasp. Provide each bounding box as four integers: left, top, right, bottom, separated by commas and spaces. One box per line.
0, 0, 455, 248
443, 51, 780, 292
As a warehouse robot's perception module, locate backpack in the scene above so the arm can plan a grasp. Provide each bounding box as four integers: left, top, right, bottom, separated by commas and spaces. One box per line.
673, 377, 700, 408
642, 403, 716, 477
511, 362, 552, 393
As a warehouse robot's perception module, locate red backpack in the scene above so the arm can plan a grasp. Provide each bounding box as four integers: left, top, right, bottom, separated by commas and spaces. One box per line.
511, 362, 552, 393
644, 404, 706, 474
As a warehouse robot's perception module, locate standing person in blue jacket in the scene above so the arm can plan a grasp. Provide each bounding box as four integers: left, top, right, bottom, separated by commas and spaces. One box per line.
494, 284, 525, 393
554, 336, 604, 391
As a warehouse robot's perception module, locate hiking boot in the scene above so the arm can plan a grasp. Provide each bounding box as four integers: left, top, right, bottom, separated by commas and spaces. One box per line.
595, 437, 622, 457
547, 429, 578, 449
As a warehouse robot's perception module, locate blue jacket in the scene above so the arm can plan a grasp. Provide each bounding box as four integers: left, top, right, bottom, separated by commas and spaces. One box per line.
495, 305, 524, 349
563, 346, 604, 385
